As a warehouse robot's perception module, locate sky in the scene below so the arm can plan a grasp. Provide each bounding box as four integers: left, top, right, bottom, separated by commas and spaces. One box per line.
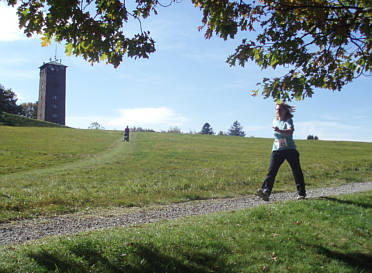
1, 1, 372, 142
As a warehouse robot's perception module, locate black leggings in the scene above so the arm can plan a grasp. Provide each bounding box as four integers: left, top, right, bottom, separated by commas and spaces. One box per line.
262, 149, 306, 196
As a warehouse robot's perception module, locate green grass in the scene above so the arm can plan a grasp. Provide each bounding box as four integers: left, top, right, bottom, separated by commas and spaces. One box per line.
0, 191, 371, 272
0, 126, 120, 175
1, 127, 372, 222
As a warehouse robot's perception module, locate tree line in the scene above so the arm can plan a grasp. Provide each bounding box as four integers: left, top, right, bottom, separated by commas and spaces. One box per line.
2, 83, 318, 139
200, 122, 319, 139
200, 121, 245, 137
1, 83, 243, 136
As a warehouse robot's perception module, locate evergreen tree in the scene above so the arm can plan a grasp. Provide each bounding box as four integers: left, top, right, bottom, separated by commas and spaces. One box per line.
228, 121, 245, 137
0, 84, 23, 115
200, 122, 214, 135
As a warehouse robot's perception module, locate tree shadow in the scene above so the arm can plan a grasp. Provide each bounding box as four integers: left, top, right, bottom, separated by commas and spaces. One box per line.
27, 248, 87, 272
27, 239, 236, 273
310, 244, 372, 272
120, 242, 233, 273
319, 196, 372, 209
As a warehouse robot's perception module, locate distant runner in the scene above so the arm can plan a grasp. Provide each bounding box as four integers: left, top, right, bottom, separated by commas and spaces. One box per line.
123, 126, 130, 142
257, 103, 306, 201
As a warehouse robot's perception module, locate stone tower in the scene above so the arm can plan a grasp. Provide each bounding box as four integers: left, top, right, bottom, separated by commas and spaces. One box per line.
37, 60, 67, 125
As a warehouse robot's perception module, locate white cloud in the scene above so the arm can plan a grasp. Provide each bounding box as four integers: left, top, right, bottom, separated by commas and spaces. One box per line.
296, 120, 372, 142
108, 107, 188, 129
0, 2, 27, 41
67, 107, 189, 131
66, 115, 112, 130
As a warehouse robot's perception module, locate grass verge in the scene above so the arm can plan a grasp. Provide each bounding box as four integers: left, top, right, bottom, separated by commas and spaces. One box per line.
0, 191, 371, 272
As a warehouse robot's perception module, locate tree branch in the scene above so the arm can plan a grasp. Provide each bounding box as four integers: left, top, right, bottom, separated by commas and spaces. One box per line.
278, 3, 363, 12
156, 0, 173, 8
350, 37, 364, 53
127, 11, 144, 34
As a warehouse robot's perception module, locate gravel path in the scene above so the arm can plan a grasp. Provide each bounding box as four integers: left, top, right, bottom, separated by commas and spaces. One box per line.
1, 182, 372, 246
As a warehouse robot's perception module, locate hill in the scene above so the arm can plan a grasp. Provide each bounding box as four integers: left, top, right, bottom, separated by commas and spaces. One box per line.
0, 112, 66, 127
0, 126, 371, 222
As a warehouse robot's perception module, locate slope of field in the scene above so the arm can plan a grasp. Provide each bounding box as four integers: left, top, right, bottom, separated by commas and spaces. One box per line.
0, 126, 121, 175
1, 127, 371, 222
0, 112, 66, 128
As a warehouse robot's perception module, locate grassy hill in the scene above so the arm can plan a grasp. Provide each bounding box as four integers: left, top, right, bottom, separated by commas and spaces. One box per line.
1, 126, 371, 272
0, 112, 66, 127
1, 126, 372, 222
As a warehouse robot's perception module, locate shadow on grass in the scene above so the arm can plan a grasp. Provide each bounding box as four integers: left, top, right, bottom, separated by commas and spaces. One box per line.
308, 244, 372, 272
319, 196, 372, 209
319, 245, 372, 272
27, 241, 235, 273
28, 248, 86, 271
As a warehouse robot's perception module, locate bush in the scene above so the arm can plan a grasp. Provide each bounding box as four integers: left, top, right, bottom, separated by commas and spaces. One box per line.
307, 135, 319, 140
167, 126, 181, 134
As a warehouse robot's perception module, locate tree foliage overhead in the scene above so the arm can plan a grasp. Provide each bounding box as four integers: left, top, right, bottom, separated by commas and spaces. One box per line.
195, 0, 372, 101
6, 0, 156, 67
5, 0, 372, 100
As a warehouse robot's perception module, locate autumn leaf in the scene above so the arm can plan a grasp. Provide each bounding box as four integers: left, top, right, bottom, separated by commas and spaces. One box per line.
41, 36, 51, 47
251, 89, 259, 96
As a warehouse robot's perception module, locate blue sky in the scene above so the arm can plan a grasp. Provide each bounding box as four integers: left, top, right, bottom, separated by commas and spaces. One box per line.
1, 1, 372, 142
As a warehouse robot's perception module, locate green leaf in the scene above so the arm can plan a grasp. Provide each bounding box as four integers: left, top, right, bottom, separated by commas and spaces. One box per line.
65, 43, 73, 56
270, 55, 279, 67
100, 53, 108, 61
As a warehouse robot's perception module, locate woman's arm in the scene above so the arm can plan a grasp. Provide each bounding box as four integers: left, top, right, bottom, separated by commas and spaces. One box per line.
273, 127, 294, 135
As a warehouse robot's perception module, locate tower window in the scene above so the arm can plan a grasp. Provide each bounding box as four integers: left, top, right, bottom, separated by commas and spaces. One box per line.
53, 96, 58, 104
